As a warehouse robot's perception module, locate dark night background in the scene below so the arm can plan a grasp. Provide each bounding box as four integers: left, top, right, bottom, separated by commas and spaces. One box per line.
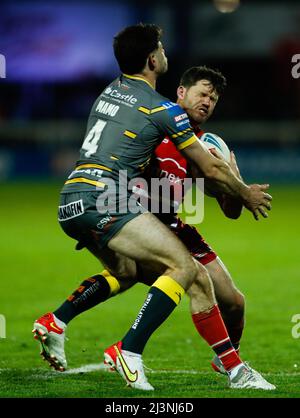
1, 0, 300, 182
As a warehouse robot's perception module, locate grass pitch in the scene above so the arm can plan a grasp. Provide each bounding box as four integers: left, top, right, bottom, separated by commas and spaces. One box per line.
0, 182, 299, 398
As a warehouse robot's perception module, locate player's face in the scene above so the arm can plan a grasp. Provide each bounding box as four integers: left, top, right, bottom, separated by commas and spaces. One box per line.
153, 42, 168, 75
178, 80, 219, 125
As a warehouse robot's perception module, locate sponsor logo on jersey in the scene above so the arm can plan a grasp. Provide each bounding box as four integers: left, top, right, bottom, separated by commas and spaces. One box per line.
120, 83, 130, 90
176, 119, 190, 128
174, 112, 190, 128
96, 100, 119, 117
160, 170, 183, 184
68, 168, 103, 179
103, 87, 138, 105
174, 113, 188, 122
162, 102, 192, 130
157, 157, 187, 176
58, 199, 84, 221
116, 80, 130, 89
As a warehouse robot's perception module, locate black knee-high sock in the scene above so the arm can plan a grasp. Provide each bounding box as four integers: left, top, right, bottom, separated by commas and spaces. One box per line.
54, 272, 120, 324
122, 275, 185, 354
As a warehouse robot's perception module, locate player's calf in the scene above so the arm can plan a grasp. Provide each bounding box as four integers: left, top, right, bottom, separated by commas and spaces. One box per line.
219, 291, 245, 352
187, 262, 216, 313
205, 258, 245, 353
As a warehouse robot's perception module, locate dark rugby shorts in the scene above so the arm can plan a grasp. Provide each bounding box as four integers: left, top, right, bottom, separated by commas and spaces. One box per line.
58, 191, 144, 250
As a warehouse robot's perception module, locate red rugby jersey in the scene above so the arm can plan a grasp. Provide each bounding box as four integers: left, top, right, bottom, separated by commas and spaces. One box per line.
153, 127, 204, 210
155, 127, 204, 180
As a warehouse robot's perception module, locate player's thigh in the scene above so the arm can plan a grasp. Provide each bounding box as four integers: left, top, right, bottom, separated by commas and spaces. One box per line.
86, 241, 138, 291
107, 212, 197, 287
86, 234, 183, 291
88, 238, 183, 291
205, 256, 244, 308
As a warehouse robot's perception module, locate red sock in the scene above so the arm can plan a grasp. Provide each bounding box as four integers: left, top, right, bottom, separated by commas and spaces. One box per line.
192, 305, 242, 372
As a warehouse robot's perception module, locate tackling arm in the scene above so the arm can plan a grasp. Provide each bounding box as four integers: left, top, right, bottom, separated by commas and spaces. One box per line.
188, 162, 243, 219
188, 160, 243, 219
181, 138, 249, 198
181, 138, 272, 220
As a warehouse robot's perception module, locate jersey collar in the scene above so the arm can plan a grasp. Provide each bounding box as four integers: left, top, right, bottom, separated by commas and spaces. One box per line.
123, 73, 154, 90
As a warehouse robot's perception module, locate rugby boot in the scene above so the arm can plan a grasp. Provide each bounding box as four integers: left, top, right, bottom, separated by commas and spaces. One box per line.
104, 341, 154, 391
229, 363, 276, 390
32, 312, 67, 371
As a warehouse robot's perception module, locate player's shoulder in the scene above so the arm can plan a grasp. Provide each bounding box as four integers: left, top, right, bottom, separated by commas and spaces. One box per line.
151, 93, 189, 121
152, 91, 180, 111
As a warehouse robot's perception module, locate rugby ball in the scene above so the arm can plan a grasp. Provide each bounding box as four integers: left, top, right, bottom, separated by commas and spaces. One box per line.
199, 132, 231, 197
200, 132, 230, 162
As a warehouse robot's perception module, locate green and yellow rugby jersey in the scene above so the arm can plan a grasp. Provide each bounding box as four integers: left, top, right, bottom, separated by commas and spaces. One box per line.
62, 74, 197, 193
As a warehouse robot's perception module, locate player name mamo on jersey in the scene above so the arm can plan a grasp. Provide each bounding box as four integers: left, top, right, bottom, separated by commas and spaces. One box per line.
96, 100, 120, 117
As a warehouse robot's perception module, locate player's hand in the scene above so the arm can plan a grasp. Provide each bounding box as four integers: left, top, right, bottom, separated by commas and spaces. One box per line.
209, 147, 224, 160
242, 184, 272, 220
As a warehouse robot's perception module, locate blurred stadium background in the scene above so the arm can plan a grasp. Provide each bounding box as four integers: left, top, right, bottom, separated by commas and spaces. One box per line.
1, 0, 300, 399
0, 0, 300, 183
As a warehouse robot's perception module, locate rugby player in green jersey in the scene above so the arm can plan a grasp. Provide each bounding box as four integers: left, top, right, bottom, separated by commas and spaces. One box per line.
33, 24, 273, 391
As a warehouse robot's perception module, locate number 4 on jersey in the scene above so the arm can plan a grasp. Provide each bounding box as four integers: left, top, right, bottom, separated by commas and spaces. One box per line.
82, 119, 107, 158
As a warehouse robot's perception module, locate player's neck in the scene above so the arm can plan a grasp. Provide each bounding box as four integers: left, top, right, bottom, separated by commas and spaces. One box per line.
191, 120, 202, 131
131, 72, 157, 90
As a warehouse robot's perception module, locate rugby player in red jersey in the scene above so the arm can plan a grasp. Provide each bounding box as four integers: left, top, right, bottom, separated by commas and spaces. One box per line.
152, 66, 246, 374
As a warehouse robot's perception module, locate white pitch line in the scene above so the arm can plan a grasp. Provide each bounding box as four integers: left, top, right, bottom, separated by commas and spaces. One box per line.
1, 364, 300, 379
58, 364, 300, 378
63, 363, 108, 374
58, 363, 208, 376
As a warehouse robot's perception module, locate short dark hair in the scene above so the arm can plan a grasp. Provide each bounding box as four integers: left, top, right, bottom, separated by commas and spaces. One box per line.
180, 66, 227, 96
113, 23, 163, 75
